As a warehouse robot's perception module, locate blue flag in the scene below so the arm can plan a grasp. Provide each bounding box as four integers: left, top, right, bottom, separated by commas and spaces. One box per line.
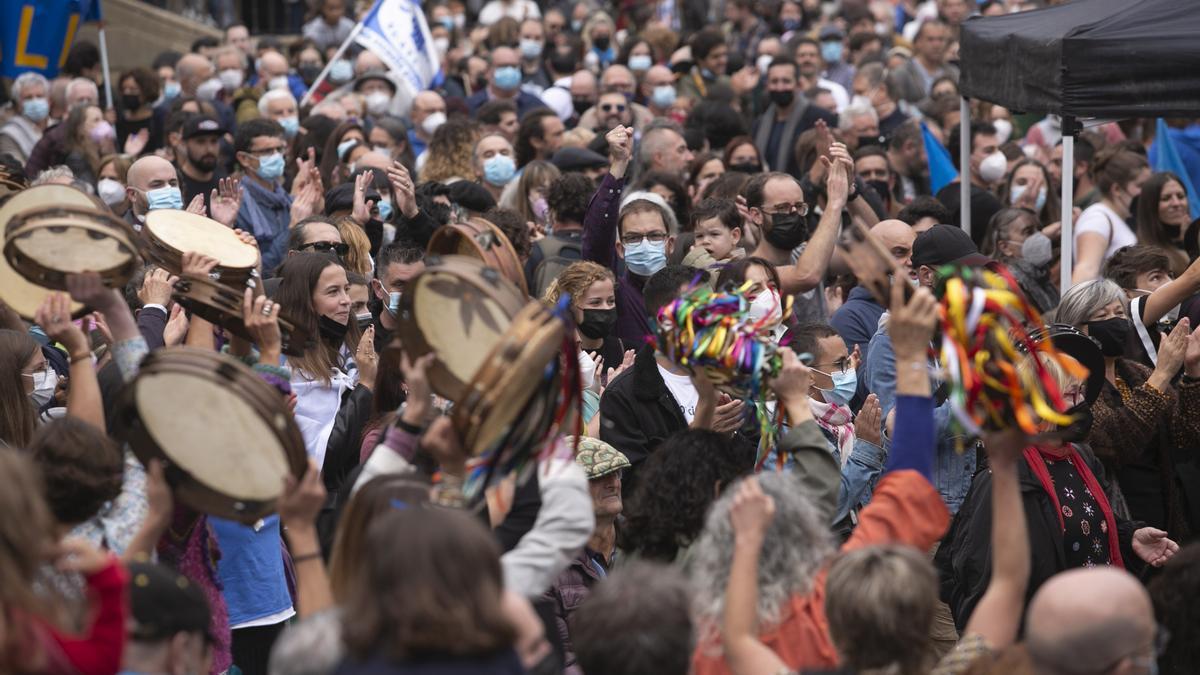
0, 0, 95, 79
921, 121, 959, 195
355, 0, 441, 95
1152, 119, 1200, 220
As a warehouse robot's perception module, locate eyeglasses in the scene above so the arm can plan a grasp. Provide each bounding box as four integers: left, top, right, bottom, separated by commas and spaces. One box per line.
300, 241, 350, 256
620, 232, 669, 245
765, 202, 809, 217
600, 103, 627, 113
812, 358, 851, 375
246, 145, 286, 157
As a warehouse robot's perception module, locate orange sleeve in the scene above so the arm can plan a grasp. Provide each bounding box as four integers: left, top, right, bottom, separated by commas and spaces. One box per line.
842, 469, 950, 554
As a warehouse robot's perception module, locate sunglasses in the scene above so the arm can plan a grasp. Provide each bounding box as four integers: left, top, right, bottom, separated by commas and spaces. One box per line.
299, 241, 350, 256
600, 103, 626, 113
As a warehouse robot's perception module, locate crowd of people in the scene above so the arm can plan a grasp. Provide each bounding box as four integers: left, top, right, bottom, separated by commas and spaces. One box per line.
0, 0, 1199, 673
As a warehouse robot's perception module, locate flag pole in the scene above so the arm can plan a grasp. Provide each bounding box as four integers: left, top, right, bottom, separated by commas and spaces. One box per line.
299, 22, 365, 108
98, 21, 114, 110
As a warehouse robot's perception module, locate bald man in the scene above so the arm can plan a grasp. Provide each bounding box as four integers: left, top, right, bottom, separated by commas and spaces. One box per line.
151, 53, 234, 159
125, 156, 183, 225
578, 65, 654, 131
1026, 568, 1158, 675
467, 46, 547, 118
829, 219, 916, 353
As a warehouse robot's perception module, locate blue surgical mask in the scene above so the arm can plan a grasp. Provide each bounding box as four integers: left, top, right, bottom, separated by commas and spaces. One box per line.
629, 54, 653, 72
22, 97, 49, 123
493, 65, 522, 91
438, 16, 454, 30
163, 81, 181, 100
651, 85, 676, 109
820, 41, 843, 64
337, 138, 357, 160
520, 39, 543, 60
377, 200, 393, 221
329, 59, 354, 83
622, 238, 668, 277
256, 152, 285, 181
279, 116, 300, 138
145, 186, 183, 210
816, 367, 857, 407
483, 154, 516, 186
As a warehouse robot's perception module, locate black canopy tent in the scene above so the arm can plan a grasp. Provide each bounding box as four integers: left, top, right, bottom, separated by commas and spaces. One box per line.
955, 0, 1200, 290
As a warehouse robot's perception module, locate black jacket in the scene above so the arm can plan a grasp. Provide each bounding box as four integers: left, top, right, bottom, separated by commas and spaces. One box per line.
599, 345, 758, 492
935, 445, 1143, 631
315, 383, 373, 554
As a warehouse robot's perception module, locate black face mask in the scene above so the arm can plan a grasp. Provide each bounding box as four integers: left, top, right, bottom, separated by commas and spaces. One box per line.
764, 211, 809, 250
592, 35, 611, 51
573, 98, 593, 116
768, 89, 795, 108
857, 134, 884, 148
122, 94, 141, 111
1163, 222, 1183, 241
729, 162, 762, 174
578, 308, 617, 340
298, 64, 322, 85
1056, 401, 1094, 442
1085, 317, 1130, 357
318, 314, 349, 342
867, 179, 891, 202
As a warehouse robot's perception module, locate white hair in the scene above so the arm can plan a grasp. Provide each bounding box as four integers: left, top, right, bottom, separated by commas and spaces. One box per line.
620, 190, 679, 235
838, 102, 879, 133
66, 77, 99, 103
689, 472, 835, 626
258, 88, 297, 116
1052, 278, 1125, 328
12, 72, 48, 101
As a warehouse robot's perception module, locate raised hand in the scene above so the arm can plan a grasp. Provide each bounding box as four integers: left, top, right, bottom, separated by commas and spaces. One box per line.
124, 128, 150, 157
355, 325, 378, 387
140, 267, 177, 307
185, 193, 206, 216
888, 282, 938, 359
35, 293, 89, 359
209, 177, 244, 227
163, 304, 189, 346
1153, 317, 1189, 383
856, 393, 882, 447
242, 288, 282, 362
820, 142, 854, 209
278, 460, 327, 528
181, 251, 220, 278
351, 170, 376, 226
399, 351, 436, 426
729, 476, 775, 541
386, 161, 419, 219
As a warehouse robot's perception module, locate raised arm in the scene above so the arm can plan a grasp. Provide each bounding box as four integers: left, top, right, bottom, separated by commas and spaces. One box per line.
960, 428, 1030, 649
777, 142, 853, 294
36, 293, 104, 432
884, 283, 937, 479
581, 126, 633, 269
1143, 254, 1200, 325
278, 461, 335, 619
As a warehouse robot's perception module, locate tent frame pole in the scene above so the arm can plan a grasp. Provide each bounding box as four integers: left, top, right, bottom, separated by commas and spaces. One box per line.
960, 97, 971, 238
1060, 115, 1078, 293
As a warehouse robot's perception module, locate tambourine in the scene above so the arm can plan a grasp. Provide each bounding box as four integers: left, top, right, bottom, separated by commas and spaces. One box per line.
426, 217, 529, 296
453, 301, 570, 459
172, 272, 312, 357
4, 204, 142, 290
0, 185, 95, 319
0, 163, 26, 198
113, 347, 308, 524
142, 209, 260, 287
392, 255, 529, 401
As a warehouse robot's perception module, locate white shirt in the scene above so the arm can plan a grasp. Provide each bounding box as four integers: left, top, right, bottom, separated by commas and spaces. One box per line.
1075, 201, 1137, 263
657, 364, 699, 423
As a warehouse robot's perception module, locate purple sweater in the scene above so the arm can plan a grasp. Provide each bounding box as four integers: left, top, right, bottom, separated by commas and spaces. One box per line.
581, 173, 653, 347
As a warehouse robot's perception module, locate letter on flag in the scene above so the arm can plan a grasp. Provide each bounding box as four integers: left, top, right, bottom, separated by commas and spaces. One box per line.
921, 121, 959, 195
1, 0, 99, 79
1151, 118, 1200, 220
354, 0, 441, 94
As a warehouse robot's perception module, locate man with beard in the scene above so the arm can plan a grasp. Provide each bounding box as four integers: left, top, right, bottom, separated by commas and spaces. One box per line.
177, 114, 227, 214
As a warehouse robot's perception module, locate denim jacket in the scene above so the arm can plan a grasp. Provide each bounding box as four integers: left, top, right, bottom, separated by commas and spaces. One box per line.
863, 321, 977, 514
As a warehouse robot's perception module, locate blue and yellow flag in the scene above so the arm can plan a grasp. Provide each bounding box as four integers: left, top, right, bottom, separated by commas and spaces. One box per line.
921, 121, 959, 195
1, 0, 102, 79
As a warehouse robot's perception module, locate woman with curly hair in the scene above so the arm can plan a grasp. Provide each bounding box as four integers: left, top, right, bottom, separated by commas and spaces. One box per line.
618, 429, 754, 564
419, 117, 480, 184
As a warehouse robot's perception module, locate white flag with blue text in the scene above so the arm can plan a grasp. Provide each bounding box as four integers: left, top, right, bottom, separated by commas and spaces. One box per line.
355, 0, 440, 93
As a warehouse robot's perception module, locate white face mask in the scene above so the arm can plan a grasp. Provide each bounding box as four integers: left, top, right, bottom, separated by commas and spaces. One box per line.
978, 151, 1008, 184
196, 77, 224, 101
97, 178, 126, 206
434, 37, 450, 55
421, 111, 446, 136
218, 68, 245, 91
849, 94, 872, 110
578, 350, 596, 389
268, 76, 290, 91
992, 118, 1014, 144
748, 288, 783, 325
365, 91, 391, 115
29, 366, 56, 408
756, 54, 773, 74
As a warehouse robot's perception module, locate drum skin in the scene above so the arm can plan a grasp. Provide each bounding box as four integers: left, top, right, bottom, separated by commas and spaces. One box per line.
113, 347, 308, 524
426, 218, 529, 296
0, 185, 95, 319
392, 255, 527, 401
5, 204, 142, 291
142, 209, 259, 286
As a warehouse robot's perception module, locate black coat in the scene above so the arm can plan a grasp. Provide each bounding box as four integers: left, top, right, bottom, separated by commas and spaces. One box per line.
935, 445, 1143, 631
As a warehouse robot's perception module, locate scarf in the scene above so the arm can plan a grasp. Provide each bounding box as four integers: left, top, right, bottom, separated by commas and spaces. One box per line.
1022, 445, 1124, 569
809, 398, 856, 467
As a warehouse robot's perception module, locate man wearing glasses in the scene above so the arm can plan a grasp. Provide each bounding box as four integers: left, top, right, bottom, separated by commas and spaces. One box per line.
233, 118, 292, 273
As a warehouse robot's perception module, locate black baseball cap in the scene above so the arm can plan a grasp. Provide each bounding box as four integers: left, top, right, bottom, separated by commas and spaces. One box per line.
324, 181, 381, 216
127, 561, 212, 642
446, 181, 497, 213
911, 224, 991, 268
182, 114, 225, 140
551, 146, 608, 172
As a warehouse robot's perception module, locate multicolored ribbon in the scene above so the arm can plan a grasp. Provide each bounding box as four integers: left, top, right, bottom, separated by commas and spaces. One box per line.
936, 264, 1086, 439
